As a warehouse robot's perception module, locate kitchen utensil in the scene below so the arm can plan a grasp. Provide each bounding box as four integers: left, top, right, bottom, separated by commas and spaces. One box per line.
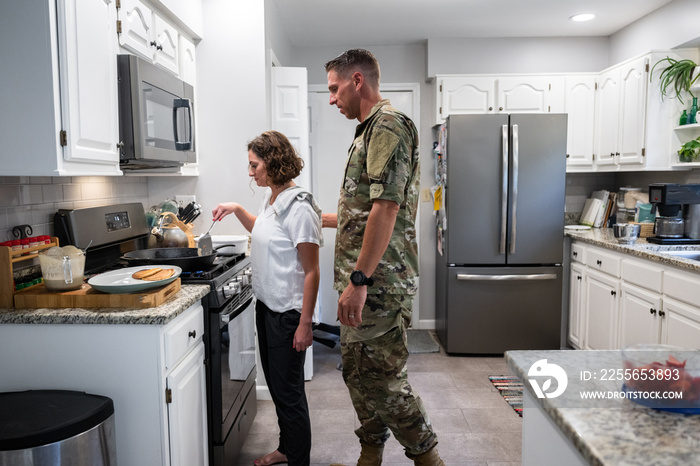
88, 266, 181, 294
121, 248, 217, 271
613, 223, 641, 244
211, 235, 248, 256
38, 245, 86, 291
196, 220, 217, 256
654, 216, 685, 238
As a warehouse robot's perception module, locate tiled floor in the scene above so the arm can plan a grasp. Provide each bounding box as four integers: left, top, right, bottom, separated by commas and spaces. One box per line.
237, 333, 522, 466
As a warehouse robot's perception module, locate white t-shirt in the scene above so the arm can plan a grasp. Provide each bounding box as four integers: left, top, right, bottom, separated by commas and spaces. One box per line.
250, 186, 322, 313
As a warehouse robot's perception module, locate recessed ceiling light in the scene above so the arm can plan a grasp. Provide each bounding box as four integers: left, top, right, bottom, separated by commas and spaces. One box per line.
570, 13, 595, 22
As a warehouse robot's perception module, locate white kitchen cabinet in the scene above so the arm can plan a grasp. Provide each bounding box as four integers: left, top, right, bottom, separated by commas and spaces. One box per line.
568, 262, 585, 349
179, 35, 197, 85
435, 74, 564, 124
619, 283, 662, 347
661, 298, 700, 349
593, 57, 647, 169
118, 0, 179, 75
564, 75, 596, 170
0, 0, 122, 176
0, 302, 209, 466
583, 268, 620, 350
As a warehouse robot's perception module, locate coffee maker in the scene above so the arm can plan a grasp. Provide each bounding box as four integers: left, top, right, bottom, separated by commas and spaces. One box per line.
648, 183, 700, 244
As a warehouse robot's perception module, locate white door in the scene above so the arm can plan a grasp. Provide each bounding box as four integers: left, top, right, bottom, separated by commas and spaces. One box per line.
619, 283, 662, 346
617, 56, 648, 166
309, 88, 417, 325
59, 0, 120, 165
594, 68, 621, 167
271, 67, 311, 191
564, 75, 596, 168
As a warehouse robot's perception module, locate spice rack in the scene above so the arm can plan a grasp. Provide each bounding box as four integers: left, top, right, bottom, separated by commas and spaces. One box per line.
0, 237, 59, 308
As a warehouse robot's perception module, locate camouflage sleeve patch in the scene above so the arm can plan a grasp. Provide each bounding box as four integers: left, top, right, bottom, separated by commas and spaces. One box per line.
370, 183, 402, 204
367, 128, 399, 181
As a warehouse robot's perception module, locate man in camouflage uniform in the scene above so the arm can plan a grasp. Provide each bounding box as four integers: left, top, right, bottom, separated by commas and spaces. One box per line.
323, 49, 445, 466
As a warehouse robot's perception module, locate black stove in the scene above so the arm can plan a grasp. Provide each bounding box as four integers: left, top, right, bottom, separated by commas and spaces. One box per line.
53, 202, 257, 466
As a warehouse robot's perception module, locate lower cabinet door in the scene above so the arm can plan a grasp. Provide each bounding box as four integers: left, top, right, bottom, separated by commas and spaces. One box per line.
167, 342, 208, 466
662, 298, 700, 349
619, 283, 662, 347
583, 270, 619, 350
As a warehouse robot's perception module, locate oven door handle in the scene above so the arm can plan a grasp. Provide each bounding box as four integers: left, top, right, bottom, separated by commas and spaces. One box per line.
221, 296, 254, 323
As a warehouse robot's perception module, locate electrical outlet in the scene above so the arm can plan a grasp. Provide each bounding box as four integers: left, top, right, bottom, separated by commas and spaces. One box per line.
175, 195, 196, 205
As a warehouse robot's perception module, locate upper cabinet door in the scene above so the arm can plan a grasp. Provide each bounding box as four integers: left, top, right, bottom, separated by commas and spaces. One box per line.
438, 76, 497, 122
498, 76, 561, 113
118, 0, 154, 60
617, 56, 648, 166
179, 35, 196, 85
59, 0, 120, 165
594, 68, 621, 167
153, 15, 179, 74
565, 75, 596, 168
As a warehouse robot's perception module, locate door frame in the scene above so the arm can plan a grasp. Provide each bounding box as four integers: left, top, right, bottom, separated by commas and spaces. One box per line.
308, 83, 424, 328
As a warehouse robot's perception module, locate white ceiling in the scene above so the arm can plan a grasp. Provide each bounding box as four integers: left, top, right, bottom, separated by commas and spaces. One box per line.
269, 0, 674, 48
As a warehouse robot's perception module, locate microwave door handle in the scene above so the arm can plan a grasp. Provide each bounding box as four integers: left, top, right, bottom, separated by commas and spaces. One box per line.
173, 98, 193, 150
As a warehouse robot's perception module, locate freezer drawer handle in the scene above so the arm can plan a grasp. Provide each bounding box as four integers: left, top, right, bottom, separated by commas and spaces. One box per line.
456, 273, 557, 281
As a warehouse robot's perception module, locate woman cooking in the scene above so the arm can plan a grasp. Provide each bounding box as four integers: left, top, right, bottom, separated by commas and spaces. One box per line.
211, 130, 321, 466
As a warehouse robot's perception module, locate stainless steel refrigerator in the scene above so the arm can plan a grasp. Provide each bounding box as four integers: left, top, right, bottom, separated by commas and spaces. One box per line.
435, 114, 567, 354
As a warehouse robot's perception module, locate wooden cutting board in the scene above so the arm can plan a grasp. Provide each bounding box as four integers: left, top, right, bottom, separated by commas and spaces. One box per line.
13, 278, 181, 309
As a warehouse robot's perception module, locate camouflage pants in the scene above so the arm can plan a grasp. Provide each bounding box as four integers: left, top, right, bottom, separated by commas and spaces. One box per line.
340, 294, 437, 458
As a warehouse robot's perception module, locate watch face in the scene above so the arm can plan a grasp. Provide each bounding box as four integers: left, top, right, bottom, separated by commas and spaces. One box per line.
351, 270, 364, 286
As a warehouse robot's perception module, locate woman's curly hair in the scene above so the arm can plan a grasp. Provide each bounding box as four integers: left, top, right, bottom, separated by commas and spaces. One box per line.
247, 131, 304, 186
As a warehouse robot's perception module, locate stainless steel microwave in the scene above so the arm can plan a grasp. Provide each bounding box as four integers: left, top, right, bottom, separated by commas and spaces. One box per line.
117, 54, 195, 170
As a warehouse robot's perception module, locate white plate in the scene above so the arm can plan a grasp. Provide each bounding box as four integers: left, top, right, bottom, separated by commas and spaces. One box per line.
565, 225, 592, 231
88, 266, 182, 294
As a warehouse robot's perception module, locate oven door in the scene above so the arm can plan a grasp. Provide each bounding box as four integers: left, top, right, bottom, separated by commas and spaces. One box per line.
209, 295, 256, 442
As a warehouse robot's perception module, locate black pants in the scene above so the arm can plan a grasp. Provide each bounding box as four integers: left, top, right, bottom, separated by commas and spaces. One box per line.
256, 300, 311, 466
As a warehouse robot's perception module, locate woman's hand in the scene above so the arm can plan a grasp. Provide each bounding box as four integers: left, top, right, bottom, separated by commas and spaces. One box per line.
211, 202, 239, 222
293, 322, 313, 352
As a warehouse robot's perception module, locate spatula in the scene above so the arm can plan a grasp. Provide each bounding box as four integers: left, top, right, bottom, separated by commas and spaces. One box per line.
198, 219, 217, 256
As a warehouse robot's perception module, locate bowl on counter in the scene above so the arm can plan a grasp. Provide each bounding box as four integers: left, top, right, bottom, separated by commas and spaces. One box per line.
621, 344, 700, 414
211, 235, 248, 256
613, 223, 641, 244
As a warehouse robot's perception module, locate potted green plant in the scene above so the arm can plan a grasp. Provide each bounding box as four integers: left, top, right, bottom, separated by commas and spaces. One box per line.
651, 57, 700, 104
678, 136, 700, 162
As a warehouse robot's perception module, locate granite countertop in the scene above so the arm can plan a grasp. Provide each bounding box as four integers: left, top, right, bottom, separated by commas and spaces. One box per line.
0, 285, 210, 325
506, 350, 700, 466
566, 228, 700, 274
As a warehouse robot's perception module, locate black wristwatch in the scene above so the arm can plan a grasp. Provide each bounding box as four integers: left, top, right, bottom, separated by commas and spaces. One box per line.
350, 270, 374, 287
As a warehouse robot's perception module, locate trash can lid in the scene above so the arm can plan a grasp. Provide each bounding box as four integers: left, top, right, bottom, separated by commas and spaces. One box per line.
0, 390, 115, 451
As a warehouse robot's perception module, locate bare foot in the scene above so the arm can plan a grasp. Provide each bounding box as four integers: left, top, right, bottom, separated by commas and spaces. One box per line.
253, 449, 287, 466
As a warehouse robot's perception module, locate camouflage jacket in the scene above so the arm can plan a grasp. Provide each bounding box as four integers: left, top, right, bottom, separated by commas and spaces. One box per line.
333, 99, 420, 295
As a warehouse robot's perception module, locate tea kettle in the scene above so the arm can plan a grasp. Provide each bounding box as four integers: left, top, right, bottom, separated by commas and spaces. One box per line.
148, 212, 195, 248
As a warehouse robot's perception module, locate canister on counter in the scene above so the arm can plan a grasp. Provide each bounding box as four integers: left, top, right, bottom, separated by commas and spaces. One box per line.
616, 208, 636, 223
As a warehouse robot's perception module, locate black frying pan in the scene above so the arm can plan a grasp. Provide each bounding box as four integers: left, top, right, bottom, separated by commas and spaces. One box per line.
122, 248, 217, 271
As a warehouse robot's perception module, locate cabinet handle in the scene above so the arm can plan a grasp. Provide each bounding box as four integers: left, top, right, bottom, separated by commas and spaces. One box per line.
566, 153, 570, 158
615, 152, 620, 156
659, 310, 666, 318
611, 290, 616, 296
596, 260, 602, 266
157, 45, 163, 51
650, 308, 656, 315
188, 330, 197, 339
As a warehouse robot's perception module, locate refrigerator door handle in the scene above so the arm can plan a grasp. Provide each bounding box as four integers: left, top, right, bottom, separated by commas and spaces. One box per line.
457, 273, 558, 281
510, 124, 519, 255
500, 124, 508, 255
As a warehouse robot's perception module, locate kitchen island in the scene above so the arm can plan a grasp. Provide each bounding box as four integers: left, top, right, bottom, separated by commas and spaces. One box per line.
506, 349, 700, 466
0, 284, 211, 466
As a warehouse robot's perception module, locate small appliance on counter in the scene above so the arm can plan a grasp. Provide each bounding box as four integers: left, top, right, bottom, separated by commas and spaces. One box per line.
648, 183, 700, 244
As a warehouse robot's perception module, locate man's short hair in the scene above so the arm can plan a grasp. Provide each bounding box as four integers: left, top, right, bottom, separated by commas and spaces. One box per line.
324, 49, 380, 88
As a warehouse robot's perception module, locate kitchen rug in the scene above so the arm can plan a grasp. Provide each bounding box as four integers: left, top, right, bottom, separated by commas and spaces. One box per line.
406, 330, 440, 353
489, 375, 523, 417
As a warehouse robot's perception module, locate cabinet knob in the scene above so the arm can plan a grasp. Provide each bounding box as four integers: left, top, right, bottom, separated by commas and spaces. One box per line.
157, 45, 163, 51
573, 251, 578, 257
489, 107, 493, 111
610, 152, 615, 157
150, 41, 157, 47
499, 107, 503, 111
566, 153, 570, 158
659, 310, 666, 318
650, 308, 656, 315
611, 290, 616, 296
615, 152, 620, 156
577, 275, 582, 280
596, 260, 602, 266
188, 330, 197, 339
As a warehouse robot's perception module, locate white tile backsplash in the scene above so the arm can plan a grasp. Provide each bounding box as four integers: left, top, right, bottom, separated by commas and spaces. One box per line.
0, 176, 151, 242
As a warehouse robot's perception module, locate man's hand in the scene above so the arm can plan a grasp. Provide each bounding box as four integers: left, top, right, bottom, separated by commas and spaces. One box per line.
337, 284, 367, 327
